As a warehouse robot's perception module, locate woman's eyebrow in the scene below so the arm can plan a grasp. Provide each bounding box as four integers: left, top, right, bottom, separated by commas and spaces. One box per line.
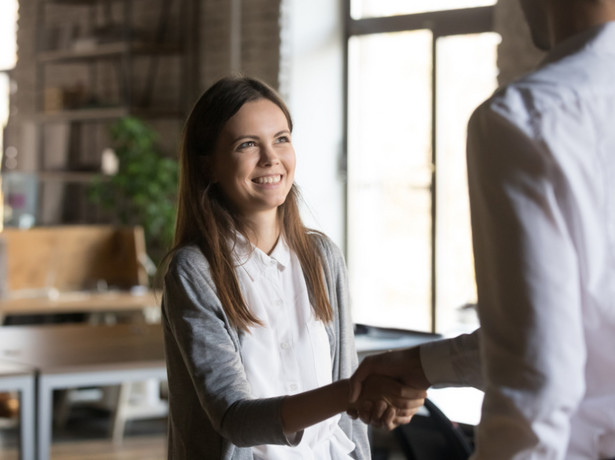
231, 129, 290, 143
230, 134, 258, 143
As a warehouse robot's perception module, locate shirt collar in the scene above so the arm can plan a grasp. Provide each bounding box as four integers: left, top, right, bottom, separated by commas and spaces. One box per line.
541, 21, 615, 67
234, 232, 291, 282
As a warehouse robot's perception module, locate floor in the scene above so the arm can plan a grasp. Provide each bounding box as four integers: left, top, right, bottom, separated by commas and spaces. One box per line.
0, 406, 410, 460
0, 406, 167, 460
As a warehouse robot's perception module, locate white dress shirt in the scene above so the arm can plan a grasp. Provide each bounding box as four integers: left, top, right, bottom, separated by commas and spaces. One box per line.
422, 22, 615, 460
235, 236, 355, 459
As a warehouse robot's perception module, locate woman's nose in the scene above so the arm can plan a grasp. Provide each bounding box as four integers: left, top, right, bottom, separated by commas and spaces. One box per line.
259, 145, 279, 165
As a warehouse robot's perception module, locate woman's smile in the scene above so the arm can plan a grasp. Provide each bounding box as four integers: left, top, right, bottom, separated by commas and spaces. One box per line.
252, 174, 283, 185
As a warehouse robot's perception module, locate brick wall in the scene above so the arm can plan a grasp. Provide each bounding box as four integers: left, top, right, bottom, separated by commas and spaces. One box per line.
199, 0, 281, 91
6, 0, 283, 173
240, 0, 281, 86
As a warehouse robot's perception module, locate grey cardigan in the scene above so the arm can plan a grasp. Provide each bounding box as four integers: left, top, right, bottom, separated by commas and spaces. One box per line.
162, 233, 370, 459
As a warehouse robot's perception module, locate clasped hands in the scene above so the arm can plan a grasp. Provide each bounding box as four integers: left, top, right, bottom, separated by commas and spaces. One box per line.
347, 346, 430, 430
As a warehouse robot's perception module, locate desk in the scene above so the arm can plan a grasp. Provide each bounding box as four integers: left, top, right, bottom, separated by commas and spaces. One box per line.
0, 289, 158, 318
354, 325, 442, 359
0, 323, 166, 460
0, 360, 35, 460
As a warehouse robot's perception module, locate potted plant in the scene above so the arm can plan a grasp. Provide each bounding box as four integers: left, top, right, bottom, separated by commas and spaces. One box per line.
88, 116, 178, 267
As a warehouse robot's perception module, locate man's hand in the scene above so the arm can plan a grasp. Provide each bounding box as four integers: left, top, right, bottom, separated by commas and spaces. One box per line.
348, 374, 426, 430
348, 346, 431, 428
350, 346, 431, 401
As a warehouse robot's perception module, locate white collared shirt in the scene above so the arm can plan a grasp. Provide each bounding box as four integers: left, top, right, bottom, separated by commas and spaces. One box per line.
422, 22, 615, 460
234, 236, 354, 459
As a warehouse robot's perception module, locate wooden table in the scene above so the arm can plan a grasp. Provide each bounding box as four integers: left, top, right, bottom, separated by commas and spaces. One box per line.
0, 360, 35, 460
0, 323, 166, 460
0, 289, 159, 318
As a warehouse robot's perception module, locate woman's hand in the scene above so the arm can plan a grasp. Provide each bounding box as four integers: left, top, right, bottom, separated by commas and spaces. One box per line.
347, 374, 426, 430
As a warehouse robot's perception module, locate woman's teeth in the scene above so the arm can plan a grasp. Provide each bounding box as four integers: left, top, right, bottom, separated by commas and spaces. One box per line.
254, 175, 281, 184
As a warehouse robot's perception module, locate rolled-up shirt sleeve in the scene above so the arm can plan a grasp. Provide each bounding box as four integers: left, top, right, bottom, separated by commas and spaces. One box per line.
420, 329, 483, 390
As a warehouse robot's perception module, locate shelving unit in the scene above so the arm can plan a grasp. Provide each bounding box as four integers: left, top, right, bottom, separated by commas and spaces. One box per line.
33, 0, 195, 225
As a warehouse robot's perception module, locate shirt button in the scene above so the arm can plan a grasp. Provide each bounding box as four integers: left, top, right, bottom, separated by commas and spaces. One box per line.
289, 383, 298, 391
280, 342, 290, 350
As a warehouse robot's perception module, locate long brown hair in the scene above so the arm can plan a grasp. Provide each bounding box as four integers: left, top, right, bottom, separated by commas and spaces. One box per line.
163, 75, 332, 331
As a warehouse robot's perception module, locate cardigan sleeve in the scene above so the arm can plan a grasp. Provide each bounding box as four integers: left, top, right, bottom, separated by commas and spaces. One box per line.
163, 246, 299, 447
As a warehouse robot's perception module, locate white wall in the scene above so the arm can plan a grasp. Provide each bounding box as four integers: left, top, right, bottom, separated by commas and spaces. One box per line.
279, 0, 346, 250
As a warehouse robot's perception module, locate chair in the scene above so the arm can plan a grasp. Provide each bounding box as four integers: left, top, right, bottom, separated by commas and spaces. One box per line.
393, 398, 473, 460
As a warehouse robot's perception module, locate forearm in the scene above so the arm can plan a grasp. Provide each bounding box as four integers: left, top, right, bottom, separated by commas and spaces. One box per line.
281, 379, 350, 435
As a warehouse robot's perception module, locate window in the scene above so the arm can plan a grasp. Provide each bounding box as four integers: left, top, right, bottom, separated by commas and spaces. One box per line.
0, 0, 19, 230
346, 3, 499, 334
0, 0, 18, 147
351, 0, 496, 19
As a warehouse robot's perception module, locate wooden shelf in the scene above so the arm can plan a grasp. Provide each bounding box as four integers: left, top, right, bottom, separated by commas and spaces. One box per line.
38, 42, 182, 63
48, 0, 120, 4
34, 0, 190, 225
36, 171, 106, 183
37, 106, 183, 122
38, 106, 129, 122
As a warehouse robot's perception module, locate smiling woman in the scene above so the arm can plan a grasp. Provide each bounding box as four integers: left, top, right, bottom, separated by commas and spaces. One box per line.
157, 75, 427, 459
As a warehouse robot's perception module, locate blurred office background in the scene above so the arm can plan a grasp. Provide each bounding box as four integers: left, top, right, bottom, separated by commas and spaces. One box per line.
0, 0, 543, 458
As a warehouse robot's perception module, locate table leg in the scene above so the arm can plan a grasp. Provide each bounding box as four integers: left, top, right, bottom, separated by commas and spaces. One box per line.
37, 376, 54, 460
35, 367, 167, 459
19, 375, 35, 460
0, 374, 35, 460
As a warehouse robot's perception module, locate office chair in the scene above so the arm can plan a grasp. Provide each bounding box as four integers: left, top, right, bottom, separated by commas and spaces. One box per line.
393, 398, 473, 460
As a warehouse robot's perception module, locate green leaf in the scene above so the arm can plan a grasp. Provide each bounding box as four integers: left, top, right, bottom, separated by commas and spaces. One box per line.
86, 116, 179, 265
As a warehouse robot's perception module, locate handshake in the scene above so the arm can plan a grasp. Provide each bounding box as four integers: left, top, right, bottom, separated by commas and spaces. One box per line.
347, 346, 430, 430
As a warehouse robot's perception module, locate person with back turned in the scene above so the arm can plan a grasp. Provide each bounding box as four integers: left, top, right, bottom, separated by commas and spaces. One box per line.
350, 0, 615, 458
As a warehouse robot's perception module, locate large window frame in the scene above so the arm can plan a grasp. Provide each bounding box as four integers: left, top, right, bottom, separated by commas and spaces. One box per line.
343, 5, 495, 333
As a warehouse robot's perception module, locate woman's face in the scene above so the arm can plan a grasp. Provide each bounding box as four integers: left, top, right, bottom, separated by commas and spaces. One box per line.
211, 98, 296, 220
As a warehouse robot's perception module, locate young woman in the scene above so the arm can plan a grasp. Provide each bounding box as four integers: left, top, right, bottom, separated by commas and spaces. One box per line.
160, 76, 425, 459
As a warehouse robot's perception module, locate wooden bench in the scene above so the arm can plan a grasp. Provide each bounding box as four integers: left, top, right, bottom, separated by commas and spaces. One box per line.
0, 225, 156, 320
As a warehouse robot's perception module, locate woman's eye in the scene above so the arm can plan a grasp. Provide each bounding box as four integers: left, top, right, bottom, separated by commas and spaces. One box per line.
276, 136, 290, 144
238, 141, 256, 149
